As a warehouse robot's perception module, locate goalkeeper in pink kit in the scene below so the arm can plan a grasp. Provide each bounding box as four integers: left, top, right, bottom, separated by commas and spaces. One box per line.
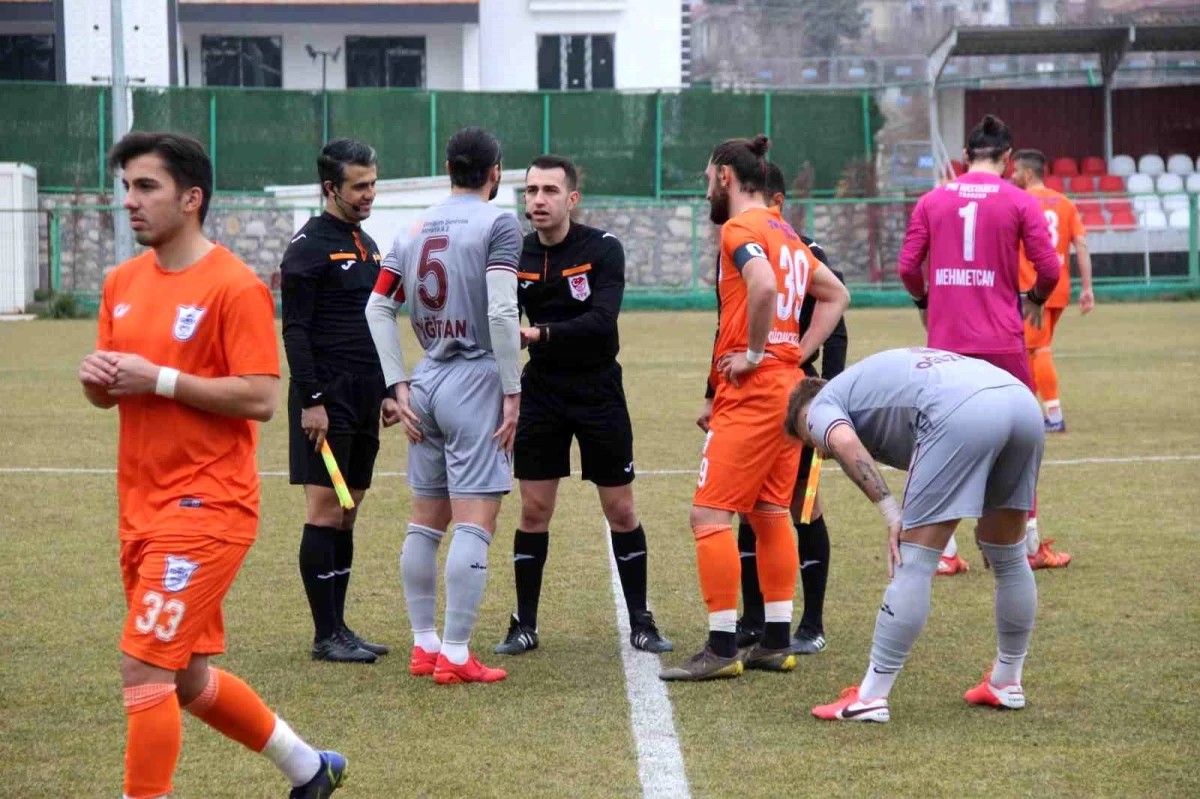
897, 114, 1070, 573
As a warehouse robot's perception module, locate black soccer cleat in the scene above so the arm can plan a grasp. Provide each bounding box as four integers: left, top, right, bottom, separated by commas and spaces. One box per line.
493, 613, 539, 655
630, 609, 673, 653
735, 617, 764, 650
791, 626, 827, 655
311, 633, 377, 664
341, 626, 389, 656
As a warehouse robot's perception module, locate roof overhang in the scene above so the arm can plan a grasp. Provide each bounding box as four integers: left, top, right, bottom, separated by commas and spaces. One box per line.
178, 1, 479, 25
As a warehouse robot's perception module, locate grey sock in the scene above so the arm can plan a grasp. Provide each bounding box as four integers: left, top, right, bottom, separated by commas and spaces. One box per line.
868, 543, 941, 673
980, 538, 1037, 685
443, 523, 493, 646
401, 523, 445, 636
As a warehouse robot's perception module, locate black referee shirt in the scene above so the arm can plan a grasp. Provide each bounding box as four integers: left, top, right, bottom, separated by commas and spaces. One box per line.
280, 212, 383, 407
518, 221, 625, 374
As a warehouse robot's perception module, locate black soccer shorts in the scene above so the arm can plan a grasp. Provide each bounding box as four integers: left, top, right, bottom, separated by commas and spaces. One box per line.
288, 371, 385, 491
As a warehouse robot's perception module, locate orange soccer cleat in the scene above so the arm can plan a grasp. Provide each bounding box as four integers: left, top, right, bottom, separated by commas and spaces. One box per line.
432, 653, 508, 685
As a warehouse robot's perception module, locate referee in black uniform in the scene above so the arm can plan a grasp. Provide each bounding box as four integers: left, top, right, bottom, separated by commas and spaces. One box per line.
281, 138, 389, 663
698, 162, 849, 656
493, 155, 672, 655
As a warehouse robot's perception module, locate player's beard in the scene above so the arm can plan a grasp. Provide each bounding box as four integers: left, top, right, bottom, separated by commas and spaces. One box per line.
709, 184, 731, 225
488, 180, 499, 201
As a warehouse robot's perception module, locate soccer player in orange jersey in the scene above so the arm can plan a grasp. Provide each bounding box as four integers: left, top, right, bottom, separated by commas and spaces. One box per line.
660, 135, 850, 681
1011, 148, 1092, 569
78, 132, 345, 798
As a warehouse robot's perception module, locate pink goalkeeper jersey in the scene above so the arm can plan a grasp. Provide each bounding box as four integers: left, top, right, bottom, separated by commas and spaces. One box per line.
898, 171, 1060, 354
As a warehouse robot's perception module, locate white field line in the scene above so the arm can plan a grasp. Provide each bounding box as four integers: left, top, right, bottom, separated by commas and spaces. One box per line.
605, 520, 691, 799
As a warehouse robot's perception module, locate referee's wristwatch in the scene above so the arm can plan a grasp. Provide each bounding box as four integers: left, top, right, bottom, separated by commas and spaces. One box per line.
536, 324, 551, 342
1024, 288, 1048, 306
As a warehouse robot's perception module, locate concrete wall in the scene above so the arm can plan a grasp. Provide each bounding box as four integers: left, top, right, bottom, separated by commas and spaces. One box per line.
478, 0, 681, 90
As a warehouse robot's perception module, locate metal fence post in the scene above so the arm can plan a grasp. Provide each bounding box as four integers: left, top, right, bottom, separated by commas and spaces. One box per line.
690, 200, 698, 291
209, 93, 217, 192
542, 93, 551, 154
97, 88, 107, 192
322, 90, 329, 145
861, 90, 872, 162
50, 211, 61, 293
430, 91, 438, 177
764, 91, 772, 140
1189, 192, 1199, 284
654, 91, 663, 200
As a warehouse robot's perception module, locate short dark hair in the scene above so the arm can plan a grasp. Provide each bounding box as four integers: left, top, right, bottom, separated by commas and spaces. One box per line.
447, 126, 501, 189
965, 114, 1012, 164
766, 161, 787, 199
108, 131, 213, 223
318, 138, 377, 197
527, 154, 579, 191
711, 134, 771, 194
784, 377, 828, 440
1013, 148, 1046, 179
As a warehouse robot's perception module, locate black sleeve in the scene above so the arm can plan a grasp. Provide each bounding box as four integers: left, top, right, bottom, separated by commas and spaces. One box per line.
545, 235, 624, 342
280, 239, 326, 405
820, 268, 849, 379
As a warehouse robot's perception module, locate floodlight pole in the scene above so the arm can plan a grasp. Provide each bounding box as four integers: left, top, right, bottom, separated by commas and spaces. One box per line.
111, 0, 134, 264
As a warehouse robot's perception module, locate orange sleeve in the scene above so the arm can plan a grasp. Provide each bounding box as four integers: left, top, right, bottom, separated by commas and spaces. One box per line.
220, 279, 281, 377
1069, 203, 1086, 241
720, 216, 768, 275
96, 272, 115, 350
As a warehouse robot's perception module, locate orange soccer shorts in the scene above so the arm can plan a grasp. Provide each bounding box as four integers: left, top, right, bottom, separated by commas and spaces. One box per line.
120, 535, 250, 671
694, 366, 803, 513
1024, 307, 1063, 350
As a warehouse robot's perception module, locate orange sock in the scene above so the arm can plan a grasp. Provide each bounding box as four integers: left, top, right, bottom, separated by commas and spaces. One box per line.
693, 524, 739, 614
1029, 348, 1060, 404
183, 667, 277, 753
747, 510, 799, 602
123, 683, 181, 799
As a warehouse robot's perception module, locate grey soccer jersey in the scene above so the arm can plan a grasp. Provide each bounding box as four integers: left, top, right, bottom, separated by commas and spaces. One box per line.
805, 347, 1028, 469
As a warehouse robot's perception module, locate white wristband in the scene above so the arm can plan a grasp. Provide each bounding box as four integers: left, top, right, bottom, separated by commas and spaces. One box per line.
155, 367, 180, 399
745, 349, 765, 365
876, 495, 902, 528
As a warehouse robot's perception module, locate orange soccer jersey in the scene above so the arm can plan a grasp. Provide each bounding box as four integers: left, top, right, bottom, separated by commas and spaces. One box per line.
1019, 186, 1084, 310
696, 207, 822, 513
97, 245, 280, 544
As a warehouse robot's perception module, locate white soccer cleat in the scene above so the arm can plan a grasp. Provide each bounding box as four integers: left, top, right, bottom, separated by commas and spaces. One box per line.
963, 672, 1026, 709
812, 686, 890, 723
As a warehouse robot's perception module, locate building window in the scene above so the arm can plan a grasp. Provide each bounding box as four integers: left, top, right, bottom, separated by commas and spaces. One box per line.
537, 34, 614, 90
346, 37, 426, 88
201, 36, 282, 87
0, 34, 55, 82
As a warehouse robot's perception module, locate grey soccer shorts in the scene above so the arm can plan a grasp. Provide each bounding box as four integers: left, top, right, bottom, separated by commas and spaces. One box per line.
407, 357, 512, 499
901, 385, 1045, 529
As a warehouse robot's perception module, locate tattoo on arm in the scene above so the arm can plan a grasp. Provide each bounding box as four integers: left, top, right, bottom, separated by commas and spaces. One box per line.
832, 450, 891, 503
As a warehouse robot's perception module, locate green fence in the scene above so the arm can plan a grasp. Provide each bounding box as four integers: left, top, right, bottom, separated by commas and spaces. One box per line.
2, 83, 881, 196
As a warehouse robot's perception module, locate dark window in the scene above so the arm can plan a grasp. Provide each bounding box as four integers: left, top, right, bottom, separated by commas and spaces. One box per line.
346, 37, 426, 88
536, 34, 615, 90
1010, 0, 1038, 25
0, 35, 55, 82
201, 36, 282, 87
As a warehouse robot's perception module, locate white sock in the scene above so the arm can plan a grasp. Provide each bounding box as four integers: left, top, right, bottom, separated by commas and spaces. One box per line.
708, 608, 737, 633
764, 600, 793, 624
858, 662, 899, 701
261, 716, 323, 788
441, 639, 469, 665
1045, 399, 1063, 424
992, 652, 1027, 687
942, 534, 958, 559
413, 629, 441, 652
1025, 519, 1041, 555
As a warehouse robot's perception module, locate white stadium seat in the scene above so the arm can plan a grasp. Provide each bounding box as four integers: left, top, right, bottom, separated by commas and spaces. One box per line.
1168, 209, 1191, 229
1157, 173, 1184, 193
1187, 173, 1200, 194
1108, 154, 1136, 177
1162, 194, 1189, 214
1137, 154, 1166, 177
1167, 154, 1195, 175
1140, 209, 1168, 228
1133, 194, 1161, 213
1126, 173, 1155, 194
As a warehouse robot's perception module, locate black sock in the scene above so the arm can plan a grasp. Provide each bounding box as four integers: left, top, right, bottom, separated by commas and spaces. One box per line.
796, 516, 830, 635
708, 630, 737, 658
513, 530, 549, 630
299, 524, 339, 641
737, 521, 764, 625
333, 528, 353, 629
763, 622, 791, 650
611, 524, 648, 620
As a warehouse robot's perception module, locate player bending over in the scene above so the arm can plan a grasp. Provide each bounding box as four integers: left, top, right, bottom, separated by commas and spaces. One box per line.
788, 348, 1043, 723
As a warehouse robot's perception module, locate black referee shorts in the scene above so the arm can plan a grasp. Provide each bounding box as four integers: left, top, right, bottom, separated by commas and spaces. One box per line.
514, 362, 635, 487
288, 370, 385, 491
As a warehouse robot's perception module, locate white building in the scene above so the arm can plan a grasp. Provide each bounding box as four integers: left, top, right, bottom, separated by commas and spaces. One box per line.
0, 0, 683, 91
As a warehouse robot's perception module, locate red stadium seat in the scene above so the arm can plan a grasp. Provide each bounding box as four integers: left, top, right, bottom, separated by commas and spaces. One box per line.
950, 159, 966, 176
1081, 156, 1107, 176
1051, 157, 1079, 177
1068, 175, 1097, 194
1105, 198, 1132, 215
1080, 208, 1107, 228
1043, 176, 1066, 193
1098, 175, 1125, 193
1109, 209, 1137, 229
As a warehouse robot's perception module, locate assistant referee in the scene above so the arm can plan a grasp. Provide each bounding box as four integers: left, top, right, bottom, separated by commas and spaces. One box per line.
281, 138, 388, 664
493, 154, 672, 656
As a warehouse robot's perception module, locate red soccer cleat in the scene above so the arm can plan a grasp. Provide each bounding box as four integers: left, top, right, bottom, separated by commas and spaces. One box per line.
811, 685, 890, 723
1028, 539, 1071, 570
937, 553, 970, 576
964, 669, 1026, 709
433, 653, 508, 685
410, 646, 439, 677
